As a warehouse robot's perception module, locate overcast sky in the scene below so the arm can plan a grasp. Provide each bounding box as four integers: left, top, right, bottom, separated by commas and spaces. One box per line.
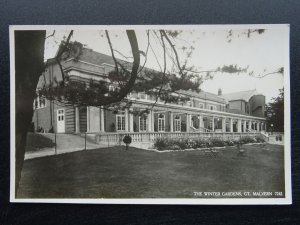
44, 26, 288, 103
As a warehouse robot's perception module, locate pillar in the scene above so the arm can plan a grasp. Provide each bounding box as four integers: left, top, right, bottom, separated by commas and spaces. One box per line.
243, 120, 247, 132
249, 121, 252, 132
237, 119, 242, 133
129, 109, 134, 132
212, 116, 215, 131
151, 110, 154, 132
148, 110, 152, 132
170, 112, 174, 132
125, 108, 129, 132
222, 117, 226, 132
186, 113, 191, 132
86, 106, 90, 132
75, 107, 80, 133
198, 114, 204, 129
100, 107, 105, 132
230, 118, 233, 132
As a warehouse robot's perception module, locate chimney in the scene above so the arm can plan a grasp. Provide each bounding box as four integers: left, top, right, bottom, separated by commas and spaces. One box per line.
218, 88, 222, 96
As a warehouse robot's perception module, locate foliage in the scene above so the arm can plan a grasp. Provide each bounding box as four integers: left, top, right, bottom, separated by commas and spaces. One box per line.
123, 135, 132, 144
154, 135, 265, 151
265, 88, 284, 132
239, 136, 257, 144
255, 134, 266, 143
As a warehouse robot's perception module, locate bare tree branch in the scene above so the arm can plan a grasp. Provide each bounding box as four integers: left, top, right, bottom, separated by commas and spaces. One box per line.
55, 30, 74, 84
160, 30, 183, 75
46, 30, 56, 39
105, 30, 119, 74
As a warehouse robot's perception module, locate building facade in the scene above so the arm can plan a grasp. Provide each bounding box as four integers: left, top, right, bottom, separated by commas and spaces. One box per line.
32, 47, 266, 136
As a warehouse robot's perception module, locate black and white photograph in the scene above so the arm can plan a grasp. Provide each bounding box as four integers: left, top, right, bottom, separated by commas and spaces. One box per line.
10, 25, 291, 204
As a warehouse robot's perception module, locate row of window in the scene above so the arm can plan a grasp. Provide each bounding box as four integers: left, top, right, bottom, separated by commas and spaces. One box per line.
116, 114, 181, 132
130, 93, 220, 111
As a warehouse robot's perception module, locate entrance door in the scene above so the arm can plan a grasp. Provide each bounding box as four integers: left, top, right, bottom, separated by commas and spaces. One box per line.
57, 109, 65, 133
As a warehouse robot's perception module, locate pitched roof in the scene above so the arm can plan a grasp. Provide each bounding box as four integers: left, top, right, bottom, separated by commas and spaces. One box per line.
221, 89, 259, 102
177, 90, 226, 104
78, 48, 132, 68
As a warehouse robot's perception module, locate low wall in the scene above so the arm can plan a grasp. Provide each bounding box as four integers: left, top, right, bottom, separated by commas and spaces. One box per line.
94, 131, 260, 148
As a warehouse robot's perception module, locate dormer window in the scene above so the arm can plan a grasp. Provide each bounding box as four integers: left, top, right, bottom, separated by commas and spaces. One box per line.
138, 93, 147, 100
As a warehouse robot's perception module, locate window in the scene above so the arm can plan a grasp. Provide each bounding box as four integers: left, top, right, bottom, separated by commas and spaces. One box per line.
174, 116, 181, 132
139, 116, 147, 131
198, 103, 204, 109
57, 109, 64, 121
158, 114, 165, 132
186, 101, 192, 107
109, 84, 115, 92
209, 105, 216, 111
33, 95, 46, 109
116, 114, 125, 131
138, 93, 147, 100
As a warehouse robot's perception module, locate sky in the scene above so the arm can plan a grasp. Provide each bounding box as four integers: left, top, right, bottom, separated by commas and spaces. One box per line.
44, 26, 288, 103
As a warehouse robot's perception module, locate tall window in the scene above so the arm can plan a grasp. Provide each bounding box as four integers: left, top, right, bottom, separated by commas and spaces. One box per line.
209, 105, 216, 111
174, 116, 181, 132
116, 114, 125, 131
158, 114, 165, 132
33, 95, 46, 109
139, 116, 147, 132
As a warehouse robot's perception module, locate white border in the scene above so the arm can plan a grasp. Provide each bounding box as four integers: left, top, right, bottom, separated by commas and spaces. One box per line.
10, 24, 291, 205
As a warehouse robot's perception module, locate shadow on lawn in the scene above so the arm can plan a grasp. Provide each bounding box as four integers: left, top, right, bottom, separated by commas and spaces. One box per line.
26, 133, 55, 152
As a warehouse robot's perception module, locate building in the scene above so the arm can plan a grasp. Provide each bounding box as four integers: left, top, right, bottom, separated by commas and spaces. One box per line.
32, 45, 266, 139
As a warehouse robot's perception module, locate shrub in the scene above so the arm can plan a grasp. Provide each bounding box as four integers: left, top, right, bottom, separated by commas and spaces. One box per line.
193, 138, 207, 148
239, 136, 256, 144
173, 138, 189, 150
208, 137, 225, 147
255, 134, 266, 143
168, 144, 181, 150
225, 140, 235, 146
154, 137, 170, 150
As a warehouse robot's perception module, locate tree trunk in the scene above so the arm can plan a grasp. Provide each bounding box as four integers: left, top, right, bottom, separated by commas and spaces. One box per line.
15, 31, 46, 195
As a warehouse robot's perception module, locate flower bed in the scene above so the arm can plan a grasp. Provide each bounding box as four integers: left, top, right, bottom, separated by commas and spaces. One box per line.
153, 135, 266, 151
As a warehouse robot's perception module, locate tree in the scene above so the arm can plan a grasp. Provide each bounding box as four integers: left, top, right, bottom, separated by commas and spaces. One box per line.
15, 31, 46, 194
14, 28, 269, 194
265, 88, 284, 132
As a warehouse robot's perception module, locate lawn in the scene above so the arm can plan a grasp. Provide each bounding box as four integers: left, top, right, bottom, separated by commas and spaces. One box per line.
17, 144, 285, 199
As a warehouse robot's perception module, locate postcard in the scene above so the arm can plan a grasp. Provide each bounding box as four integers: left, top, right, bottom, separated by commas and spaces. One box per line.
10, 24, 291, 204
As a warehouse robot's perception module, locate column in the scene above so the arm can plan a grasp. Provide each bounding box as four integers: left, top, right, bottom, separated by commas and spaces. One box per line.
169, 112, 174, 132
222, 117, 226, 132
148, 110, 152, 132
100, 106, 105, 132
230, 118, 233, 132
151, 110, 155, 132
198, 114, 204, 129
257, 122, 260, 132
129, 109, 134, 132
249, 121, 252, 132
243, 120, 247, 132
237, 119, 242, 133
75, 107, 80, 133
125, 108, 129, 132
86, 106, 90, 132
212, 116, 215, 131
186, 113, 191, 132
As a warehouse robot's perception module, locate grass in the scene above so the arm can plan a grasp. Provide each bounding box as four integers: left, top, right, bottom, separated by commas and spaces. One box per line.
17, 144, 285, 199
26, 133, 55, 152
